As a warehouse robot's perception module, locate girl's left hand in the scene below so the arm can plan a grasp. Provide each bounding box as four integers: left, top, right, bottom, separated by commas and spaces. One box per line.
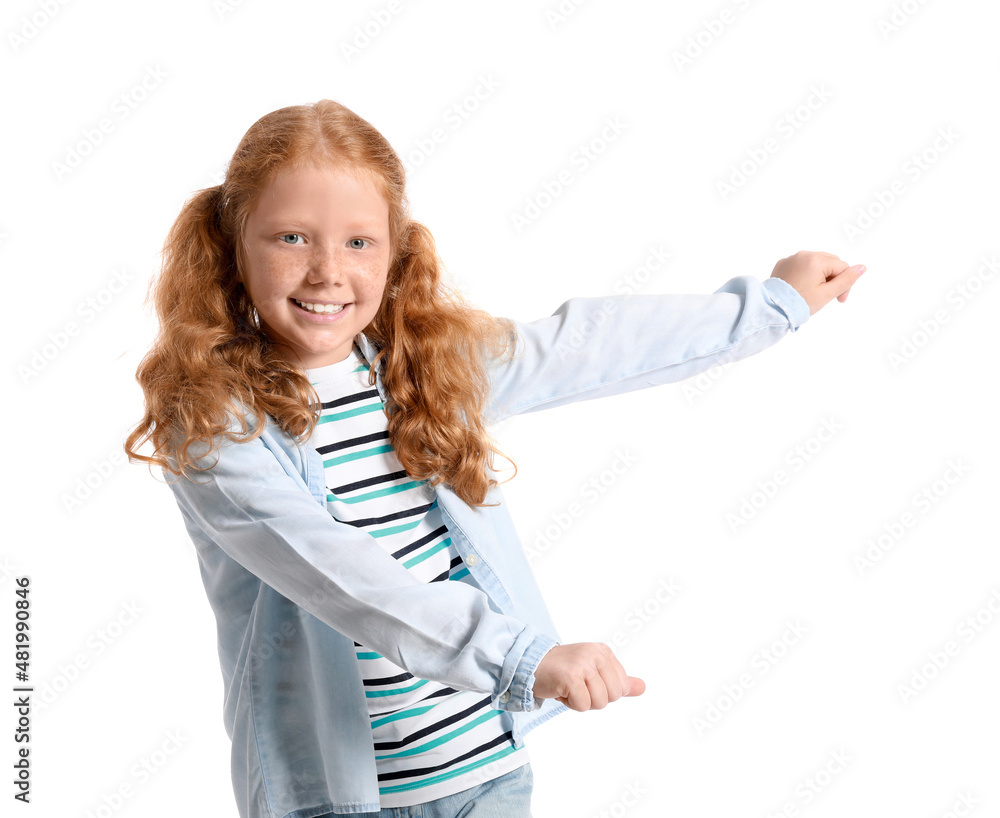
768, 250, 867, 315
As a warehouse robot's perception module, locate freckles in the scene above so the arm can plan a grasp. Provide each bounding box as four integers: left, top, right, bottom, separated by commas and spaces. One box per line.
350, 258, 388, 293
362, 268, 390, 299
262, 256, 308, 289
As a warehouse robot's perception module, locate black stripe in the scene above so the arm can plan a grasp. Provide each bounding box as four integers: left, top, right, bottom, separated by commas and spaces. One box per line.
317, 430, 389, 456
373, 696, 492, 750
343, 501, 435, 529
331, 469, 408, 495
390, 526, 448, 560
421, 687, 458, 701
364, 671, 414, 687
320, 389, 379, 410
376, 733, 515, 782
431, 556, 465, 583
373, 687, 458, 717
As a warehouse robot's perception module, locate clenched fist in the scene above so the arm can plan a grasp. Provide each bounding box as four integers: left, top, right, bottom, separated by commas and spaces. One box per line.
769, 250, 867, 315
533, 642, 645, 712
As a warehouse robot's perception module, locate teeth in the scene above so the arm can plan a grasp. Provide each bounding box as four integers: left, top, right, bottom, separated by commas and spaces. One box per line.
295, 299, 345, 314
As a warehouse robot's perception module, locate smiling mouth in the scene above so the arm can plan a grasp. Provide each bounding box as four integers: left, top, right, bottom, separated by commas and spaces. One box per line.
292, 298, 347, 314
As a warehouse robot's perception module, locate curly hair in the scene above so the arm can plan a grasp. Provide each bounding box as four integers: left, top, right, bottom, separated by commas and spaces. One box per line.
125, 99, 515, 506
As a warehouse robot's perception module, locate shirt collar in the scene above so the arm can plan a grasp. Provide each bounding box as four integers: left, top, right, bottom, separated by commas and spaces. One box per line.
354, 332, 379, 365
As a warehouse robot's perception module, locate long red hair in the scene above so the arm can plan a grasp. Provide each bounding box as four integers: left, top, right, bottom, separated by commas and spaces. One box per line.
125, 99, 514, 506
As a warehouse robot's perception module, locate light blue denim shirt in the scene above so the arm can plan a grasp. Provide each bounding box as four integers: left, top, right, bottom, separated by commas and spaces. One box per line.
165, 275, 809, 817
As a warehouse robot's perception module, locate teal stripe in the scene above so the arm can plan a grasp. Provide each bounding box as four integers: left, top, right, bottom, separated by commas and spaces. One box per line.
379, 745, 521, 795
449, 567, 470, 581
356, 651, 381, 661
375, 709, 501, 760
402, 537, 452, 568
371, 519, 423, 540
331, 481, 421, 505
323, 444, 393, 468
318, 402, 383, 424
370, 704, 436, 730
365, 678, 430, 699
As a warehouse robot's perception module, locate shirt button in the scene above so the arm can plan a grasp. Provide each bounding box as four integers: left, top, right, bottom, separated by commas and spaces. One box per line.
465, 554, 479, 567
499, 691, 511, 703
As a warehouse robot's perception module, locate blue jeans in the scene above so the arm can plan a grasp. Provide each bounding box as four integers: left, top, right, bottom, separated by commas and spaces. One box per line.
332, 763, 533, 817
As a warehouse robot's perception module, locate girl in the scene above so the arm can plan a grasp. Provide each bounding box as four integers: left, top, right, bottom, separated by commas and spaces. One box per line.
125, 99, 864, 818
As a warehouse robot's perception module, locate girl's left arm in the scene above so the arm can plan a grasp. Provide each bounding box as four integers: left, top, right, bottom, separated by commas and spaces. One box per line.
485, 275, 809, 423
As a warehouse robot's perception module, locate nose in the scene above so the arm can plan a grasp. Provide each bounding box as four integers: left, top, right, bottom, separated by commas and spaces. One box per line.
306, 243, 346, 286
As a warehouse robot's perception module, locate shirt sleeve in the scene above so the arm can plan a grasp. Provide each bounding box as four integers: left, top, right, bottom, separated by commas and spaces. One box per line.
165, 421, 556, 712
485, 275, 810, 424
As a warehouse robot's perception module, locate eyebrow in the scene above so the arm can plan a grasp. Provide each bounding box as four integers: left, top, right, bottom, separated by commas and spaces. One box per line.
256, 216, 385, 231
342, 221, 384, 231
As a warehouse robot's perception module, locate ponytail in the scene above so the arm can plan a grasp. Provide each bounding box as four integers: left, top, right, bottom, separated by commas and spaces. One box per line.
367, 221, 516, 505
124, 185, 319, 478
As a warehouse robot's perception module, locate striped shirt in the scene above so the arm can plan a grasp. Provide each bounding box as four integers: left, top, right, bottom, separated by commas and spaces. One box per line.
305, 343, 528, 808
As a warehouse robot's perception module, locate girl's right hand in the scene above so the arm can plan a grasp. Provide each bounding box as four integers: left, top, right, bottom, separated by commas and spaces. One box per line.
533, 642, 645, 712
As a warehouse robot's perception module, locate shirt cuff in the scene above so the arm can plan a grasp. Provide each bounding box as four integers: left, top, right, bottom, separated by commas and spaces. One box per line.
495, 631, 559, 712
762, 276, 811, 331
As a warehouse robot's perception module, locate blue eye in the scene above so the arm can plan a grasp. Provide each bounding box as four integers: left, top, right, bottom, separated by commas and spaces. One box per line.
280, 234, 303, 245
349, 238, 370, 250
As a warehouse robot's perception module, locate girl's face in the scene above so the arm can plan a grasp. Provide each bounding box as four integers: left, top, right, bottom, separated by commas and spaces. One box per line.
242, 163, 392, 368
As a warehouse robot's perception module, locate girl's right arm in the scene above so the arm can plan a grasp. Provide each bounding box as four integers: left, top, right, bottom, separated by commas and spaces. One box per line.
165, 417, 557, 714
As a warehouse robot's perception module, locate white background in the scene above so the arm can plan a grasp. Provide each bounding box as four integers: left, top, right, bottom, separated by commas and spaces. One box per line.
3, 0, 999, 816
